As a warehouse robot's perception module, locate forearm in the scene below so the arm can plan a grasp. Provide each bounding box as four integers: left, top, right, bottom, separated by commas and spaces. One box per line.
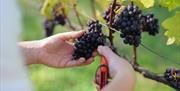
19, 40, 42, 65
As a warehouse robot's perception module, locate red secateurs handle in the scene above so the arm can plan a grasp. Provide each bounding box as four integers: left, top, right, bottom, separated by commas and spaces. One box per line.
99, 56, 109, 89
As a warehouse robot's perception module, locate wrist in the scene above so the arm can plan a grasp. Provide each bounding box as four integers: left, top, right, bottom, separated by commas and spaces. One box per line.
19, 40, 42, 65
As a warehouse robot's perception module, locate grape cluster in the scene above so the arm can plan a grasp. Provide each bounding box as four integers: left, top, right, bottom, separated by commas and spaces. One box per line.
112, 2, 159, 47
43, 2, 66, 37
43, 19, 55, 37
164, 68, 180, 89
113, 2, 142, 47
103, 3, 121, 26
140, 14, 159, 36
73, 20, 105, 60
164, 68, 180, 82
52, 2, 66, 25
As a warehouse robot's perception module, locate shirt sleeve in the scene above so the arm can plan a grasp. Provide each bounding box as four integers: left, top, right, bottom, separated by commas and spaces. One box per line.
0, 0, 33, 91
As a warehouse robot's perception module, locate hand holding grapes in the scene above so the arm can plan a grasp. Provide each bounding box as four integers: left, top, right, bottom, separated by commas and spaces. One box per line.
19, 30, 96, 68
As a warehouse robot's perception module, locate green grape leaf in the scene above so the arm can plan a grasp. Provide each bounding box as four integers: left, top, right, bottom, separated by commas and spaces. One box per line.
119, 0, 126, 2
159, 0, 180, 11
40, 0, 58, 18
162, 12, 180, 45
139, 0, 154, 8
96, 0, 109, 10
166, 37, 175, 45
131, 0, 146, 9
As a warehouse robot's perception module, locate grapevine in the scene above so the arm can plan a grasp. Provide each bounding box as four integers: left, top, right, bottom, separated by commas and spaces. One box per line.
39, 0, 180, 90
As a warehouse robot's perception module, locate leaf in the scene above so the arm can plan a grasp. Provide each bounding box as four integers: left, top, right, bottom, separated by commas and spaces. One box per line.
40, 0, 58, 18
162, 12, 180, 45
139, 0, 154, 8
159, 0, 180, 11
119, 0, 126, 2
167, 37, 175, 45
131, 0, 146, 9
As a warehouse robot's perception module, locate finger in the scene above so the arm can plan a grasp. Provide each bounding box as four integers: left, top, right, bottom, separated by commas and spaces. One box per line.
77, 57, 94, 66
67, 57, 86, 67
95, 83, 100, 91
97, 46, 115, 61
59, 30, 85, 41
85, 57, 94, 64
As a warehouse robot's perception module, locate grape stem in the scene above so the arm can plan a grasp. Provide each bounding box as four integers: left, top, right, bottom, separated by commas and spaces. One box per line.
62, 6, 76, 31
73, 3, 84, 30
108, 0, 117, 45
132, 46, 138, 66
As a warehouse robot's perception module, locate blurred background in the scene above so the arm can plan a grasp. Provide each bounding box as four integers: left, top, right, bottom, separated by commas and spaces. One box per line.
18, 0, 179, 91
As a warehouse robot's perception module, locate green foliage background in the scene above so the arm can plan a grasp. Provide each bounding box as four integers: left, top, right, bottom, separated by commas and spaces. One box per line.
18, 0, 180, 91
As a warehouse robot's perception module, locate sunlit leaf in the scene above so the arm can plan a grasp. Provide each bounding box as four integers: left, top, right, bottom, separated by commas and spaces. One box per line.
131, 0, 145, 9
167, 37, 175, 45
40, 0, 58, 18
162, 12, 180, 45
139, 0, 154, 8
96, 0, 109, 10
119, 0, 126, 3
159, 0, 180, 11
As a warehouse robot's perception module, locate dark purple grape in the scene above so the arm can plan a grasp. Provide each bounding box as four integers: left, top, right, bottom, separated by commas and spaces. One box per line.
43, 19, 56, 37
140, 14, 159, 36
103, 3, 121, 31
114, 2, 142, 47
164, 68, 180, 82
164, 68, 180, 89
52, 2, 66, 25
73, 20, 105, 60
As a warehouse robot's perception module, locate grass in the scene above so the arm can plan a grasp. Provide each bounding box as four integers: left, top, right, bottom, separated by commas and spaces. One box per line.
19, 0, 179, 91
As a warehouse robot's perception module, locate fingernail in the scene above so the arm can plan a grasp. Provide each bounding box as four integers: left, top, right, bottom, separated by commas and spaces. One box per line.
79, 57, 85, 62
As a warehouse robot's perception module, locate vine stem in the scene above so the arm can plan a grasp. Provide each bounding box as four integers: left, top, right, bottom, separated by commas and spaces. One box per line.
62, 6, 76, 31
91, 0, 96, 19
108, 0, 117, 45
65, 15, 76, 31
132, 46, 138, 66
133, 65, 179, 90
73, 3, 84, 29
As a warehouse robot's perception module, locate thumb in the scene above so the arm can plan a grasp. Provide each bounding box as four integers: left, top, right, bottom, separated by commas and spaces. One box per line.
97, 46, 115, 61
57, 30, 85, 41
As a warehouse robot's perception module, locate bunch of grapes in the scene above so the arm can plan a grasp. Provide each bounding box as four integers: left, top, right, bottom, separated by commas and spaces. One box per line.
103, 3, 121, 26
43, 2, 66, 37
43, 19, 56, 37
164, 68, 180, 89
113, 2, 142, 47
140, 14, 159, 36
52, 2, 66, 25
111, 2, 159, 47
164, 68, 180, 82
73, 20, 105, 60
